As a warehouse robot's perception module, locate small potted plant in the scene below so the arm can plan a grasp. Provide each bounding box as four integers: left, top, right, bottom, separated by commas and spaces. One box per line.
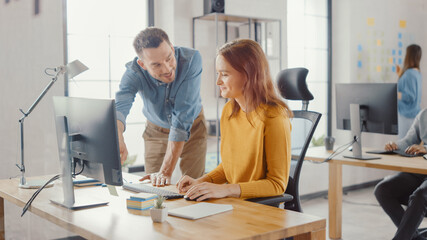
150, 195, 167, 223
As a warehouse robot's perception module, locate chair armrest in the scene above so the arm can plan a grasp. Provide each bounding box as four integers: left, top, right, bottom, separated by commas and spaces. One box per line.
245, 194, 293, 207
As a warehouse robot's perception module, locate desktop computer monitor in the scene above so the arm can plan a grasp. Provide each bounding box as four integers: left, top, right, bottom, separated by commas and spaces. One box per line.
52, 96, 123, 209
335, 83, 398, 160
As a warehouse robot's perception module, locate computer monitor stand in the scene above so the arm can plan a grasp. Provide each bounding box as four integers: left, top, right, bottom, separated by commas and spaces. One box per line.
50, 116, 109, 210
344, 104, 381, 160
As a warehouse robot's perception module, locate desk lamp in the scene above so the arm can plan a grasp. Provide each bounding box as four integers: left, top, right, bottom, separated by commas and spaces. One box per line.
17, 60, 88, 189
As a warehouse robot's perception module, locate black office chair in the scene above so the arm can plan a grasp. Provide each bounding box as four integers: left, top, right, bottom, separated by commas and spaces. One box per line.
246, 68, 322, 212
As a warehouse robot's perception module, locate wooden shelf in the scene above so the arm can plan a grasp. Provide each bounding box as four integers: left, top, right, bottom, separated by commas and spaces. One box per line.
194, 13, 280, 23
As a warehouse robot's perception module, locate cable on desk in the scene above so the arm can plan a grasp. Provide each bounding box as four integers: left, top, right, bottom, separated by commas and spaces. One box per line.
72, 159, 84, 177
21, 174, 60, 217
308, 136, 358, 164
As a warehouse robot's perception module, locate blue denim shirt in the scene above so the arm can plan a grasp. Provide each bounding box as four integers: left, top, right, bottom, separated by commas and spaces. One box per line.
115, 46, 203, 142
398, 68, 422, 118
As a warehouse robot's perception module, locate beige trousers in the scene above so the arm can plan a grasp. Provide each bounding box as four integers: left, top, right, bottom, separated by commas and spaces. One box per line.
142, 109, 207, 178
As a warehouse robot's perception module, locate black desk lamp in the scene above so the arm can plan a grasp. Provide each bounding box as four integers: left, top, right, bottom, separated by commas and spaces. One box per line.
17, 60, 88, 188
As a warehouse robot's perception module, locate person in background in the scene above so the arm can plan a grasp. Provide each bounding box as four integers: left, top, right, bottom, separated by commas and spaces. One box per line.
374, 108, 427, 240
115, 27, 207, 186
396, 44, 422, 139
177, 39, 292, 200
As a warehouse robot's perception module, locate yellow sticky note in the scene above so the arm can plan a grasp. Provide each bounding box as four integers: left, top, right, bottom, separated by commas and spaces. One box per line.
367, 18, 375, 26
376, 66, 382, 72
389, 57, 393, 64
399, 20, 406, 28
377, 39, 382, 46
107, 185, 118, 196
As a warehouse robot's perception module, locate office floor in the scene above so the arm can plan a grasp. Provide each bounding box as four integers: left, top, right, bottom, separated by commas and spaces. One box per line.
301, 185, 427, 240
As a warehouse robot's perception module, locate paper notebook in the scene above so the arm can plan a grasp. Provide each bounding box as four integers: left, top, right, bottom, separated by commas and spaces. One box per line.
168, 202, 233, 220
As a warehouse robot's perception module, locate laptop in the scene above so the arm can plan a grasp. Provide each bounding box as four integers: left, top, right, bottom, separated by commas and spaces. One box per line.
168, 202, 233, 220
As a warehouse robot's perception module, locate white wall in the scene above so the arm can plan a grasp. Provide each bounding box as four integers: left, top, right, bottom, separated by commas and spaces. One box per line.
322, 0, 427, 196
0, 0, 74, 238
0, 0, 64, 180
332, 0, 427, 148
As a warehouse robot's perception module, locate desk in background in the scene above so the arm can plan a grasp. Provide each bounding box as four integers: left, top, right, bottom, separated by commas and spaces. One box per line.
304, 146, 427, 239
0, 174, 325, 240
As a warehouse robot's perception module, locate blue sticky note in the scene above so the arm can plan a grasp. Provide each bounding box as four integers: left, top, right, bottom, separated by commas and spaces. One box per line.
398, 50, 402, 56
393, 58, 396, 64
392, 66, 396, 72
398, 33, 402, 39
398, 58, 402, 64
392, 49, 396, 55
398, 41, 403, 48
357, 61, 362, 68
358, 44, 362, 51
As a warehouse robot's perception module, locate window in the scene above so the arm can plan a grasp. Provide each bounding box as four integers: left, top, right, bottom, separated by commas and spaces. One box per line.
287, 0, 329, 141
66, 0, 149, 166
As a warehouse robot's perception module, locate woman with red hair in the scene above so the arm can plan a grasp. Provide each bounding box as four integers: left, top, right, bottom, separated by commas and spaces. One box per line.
177, 39, 292, 200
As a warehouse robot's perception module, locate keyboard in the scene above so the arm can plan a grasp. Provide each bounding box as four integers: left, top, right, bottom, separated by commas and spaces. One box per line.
122, 183, 184, 199
366, 149, 420, 158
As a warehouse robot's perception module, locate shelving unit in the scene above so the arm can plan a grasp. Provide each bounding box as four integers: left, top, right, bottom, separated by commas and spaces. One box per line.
192, 13, 282, 166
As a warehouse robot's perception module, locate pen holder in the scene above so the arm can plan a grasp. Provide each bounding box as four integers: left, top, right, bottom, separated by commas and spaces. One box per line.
150, 206, 168, 223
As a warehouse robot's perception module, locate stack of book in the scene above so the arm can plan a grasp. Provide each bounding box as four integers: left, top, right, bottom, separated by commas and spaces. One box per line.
126, 192, 158, 211
73, 176, 101, 187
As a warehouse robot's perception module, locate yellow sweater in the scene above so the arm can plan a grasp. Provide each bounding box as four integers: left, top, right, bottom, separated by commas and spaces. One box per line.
206, 101, 292, 198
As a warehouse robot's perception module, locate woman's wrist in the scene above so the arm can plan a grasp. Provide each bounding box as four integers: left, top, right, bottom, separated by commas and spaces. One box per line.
226, 184, 241, 198
197, 174, 211, 184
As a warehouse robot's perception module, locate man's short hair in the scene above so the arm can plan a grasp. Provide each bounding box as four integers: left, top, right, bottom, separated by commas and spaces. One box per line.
133, 27, 171, 55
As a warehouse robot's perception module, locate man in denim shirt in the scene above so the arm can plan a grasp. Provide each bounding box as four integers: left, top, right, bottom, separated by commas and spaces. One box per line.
115, 27, 207, 186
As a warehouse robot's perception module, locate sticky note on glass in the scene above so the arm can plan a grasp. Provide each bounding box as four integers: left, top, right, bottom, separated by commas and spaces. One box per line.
399, 20, 406, 28
389, 57, 393, 64
107, 185, 118, 196
377, 39, 382, 46
376, 66, 382, 72
367, 18, 375, 26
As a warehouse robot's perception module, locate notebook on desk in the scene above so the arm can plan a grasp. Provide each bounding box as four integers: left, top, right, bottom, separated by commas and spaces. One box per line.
366, 149, 420, 158
168, 202, 233, 220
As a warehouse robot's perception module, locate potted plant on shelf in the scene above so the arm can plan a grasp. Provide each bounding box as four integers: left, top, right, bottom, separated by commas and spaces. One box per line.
150, 195, 167, 223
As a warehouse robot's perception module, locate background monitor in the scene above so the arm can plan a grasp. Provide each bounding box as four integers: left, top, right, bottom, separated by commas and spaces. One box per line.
52, 96, 123, 209
336, 83, 398, 135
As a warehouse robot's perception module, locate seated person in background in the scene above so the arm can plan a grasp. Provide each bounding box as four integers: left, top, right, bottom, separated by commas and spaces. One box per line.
177, 39, 293, 201
374, 108, 427, 240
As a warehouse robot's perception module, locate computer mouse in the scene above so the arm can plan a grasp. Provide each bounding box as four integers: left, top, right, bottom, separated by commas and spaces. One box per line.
184, 195, 202, 201
424, 154, 427, 160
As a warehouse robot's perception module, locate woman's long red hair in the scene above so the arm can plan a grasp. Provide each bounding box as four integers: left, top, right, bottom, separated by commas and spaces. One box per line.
217, 39, 293, 120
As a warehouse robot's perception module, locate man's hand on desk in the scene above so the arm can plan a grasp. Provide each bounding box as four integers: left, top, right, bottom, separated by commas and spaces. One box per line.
405, 144, 427, 156
385, 141, 427, 155
385, 141, 398, 152
139, 172, 171, 187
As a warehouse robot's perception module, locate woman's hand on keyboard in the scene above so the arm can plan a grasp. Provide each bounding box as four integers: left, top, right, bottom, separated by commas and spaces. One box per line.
184, 183, 241, 201
177, 175, 199, 193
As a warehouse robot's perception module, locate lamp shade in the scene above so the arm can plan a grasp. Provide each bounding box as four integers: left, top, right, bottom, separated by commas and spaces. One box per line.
66, 60, 89, 79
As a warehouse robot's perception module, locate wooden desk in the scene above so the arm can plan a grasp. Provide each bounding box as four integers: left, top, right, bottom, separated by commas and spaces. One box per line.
0, 176, 326, 240
304, 146, 427, 239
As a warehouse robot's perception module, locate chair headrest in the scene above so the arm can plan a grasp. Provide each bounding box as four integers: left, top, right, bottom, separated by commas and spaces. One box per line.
277, 68, 314, 101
